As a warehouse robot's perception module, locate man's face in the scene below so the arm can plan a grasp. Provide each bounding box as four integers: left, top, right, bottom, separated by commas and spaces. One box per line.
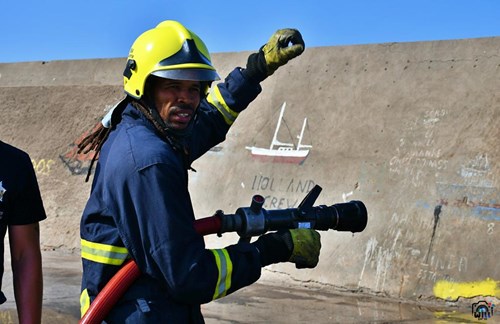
152, 78, 201, 130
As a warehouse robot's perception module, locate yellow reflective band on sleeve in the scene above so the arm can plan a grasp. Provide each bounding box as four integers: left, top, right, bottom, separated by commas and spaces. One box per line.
80, 288, 90, 318
81, 239, 129, 266
211, 248, 233, 300
207, 85, 239, 126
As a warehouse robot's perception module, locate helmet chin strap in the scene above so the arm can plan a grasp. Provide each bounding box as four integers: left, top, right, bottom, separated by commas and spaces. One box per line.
132, 99, 197, 171
140, 96, 196, 138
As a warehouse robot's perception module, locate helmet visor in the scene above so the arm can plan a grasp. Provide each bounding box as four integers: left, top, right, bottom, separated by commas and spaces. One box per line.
151, 68, 220, 82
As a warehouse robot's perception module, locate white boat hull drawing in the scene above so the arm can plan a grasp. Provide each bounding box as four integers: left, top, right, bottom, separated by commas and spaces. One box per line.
245, 102, 312, 164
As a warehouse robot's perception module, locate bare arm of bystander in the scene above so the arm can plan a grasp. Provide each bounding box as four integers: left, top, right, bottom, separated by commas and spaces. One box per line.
9, 223, 43, 324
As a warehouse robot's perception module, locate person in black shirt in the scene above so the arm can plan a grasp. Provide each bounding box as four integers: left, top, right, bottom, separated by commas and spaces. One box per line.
0, 141, 46, 323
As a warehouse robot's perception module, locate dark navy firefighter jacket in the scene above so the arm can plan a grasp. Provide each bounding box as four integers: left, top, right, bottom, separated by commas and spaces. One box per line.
80, 68, 263, 323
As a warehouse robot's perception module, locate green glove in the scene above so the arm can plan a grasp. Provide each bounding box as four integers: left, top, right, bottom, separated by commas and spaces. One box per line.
262, 28, 305, 76
243, 28, 305, 82
252, 229, 321, 269
288, 229, 321, 269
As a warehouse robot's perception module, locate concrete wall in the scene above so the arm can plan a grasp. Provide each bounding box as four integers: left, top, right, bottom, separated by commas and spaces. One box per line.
0, 36, 498, 302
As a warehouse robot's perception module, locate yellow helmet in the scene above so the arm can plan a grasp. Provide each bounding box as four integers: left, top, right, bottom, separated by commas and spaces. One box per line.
123, 20, 220, 99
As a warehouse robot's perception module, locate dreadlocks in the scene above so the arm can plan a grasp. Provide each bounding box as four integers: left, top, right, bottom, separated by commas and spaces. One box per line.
77, 123, 112, 182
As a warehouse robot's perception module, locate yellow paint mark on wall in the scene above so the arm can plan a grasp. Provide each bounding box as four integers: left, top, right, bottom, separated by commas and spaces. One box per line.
434, 278, 500, 300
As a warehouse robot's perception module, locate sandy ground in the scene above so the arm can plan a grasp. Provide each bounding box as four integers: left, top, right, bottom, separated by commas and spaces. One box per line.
0, 250, 480, 324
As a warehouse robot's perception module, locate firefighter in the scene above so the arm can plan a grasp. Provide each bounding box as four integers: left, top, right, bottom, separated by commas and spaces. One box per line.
79, 20, 321, 323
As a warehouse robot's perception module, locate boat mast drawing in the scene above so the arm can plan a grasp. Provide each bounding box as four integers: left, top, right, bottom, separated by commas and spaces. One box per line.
245, 102, 312, 164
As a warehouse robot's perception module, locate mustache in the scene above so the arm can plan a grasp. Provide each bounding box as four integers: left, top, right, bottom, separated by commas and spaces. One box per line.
170, 104, 195, 113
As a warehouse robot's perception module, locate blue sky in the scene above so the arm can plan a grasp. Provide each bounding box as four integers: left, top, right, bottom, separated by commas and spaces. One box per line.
1, 0, 499, 63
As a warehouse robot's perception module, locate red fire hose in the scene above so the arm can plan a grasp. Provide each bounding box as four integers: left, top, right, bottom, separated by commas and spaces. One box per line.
79, 214, 222, 324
